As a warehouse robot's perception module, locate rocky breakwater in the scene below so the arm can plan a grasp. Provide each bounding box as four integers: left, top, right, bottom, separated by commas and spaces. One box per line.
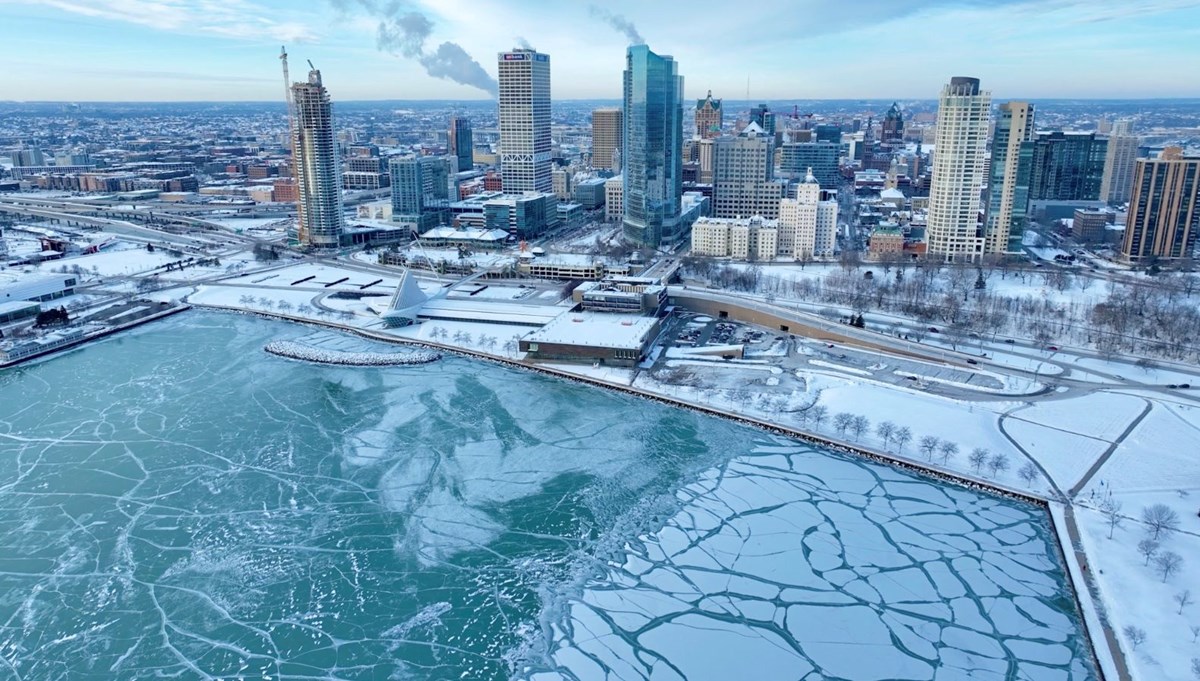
264, 340, 441, 366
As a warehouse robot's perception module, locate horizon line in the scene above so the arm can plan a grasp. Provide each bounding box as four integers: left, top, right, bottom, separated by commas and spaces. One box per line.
4, 97, 1200, 105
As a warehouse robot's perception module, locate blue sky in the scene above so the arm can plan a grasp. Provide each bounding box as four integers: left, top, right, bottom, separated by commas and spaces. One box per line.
2, 0, 1199, 101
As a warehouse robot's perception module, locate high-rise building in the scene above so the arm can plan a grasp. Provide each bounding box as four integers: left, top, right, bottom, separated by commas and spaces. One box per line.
926, 76, 991, 262
778, 173, 820, 259
780, 142, 841, 187
498, 48, 552, 193
389, 155, 452, 232
622, 44, 684, 247
592, 107, 622, 171
449, 117, 473, 172
1027, 131, 1108, 202
291, 67, 344, 248
12, 147, 45, 167
711, 123, 784, 220
882, 102, 904, 144
984, 102, 1035, 254
1101, 121, 1139, 205
814, 124, 842, 144
696, 90, 723, 139
750, 104, 776, 137
1121, 148, 1200, 262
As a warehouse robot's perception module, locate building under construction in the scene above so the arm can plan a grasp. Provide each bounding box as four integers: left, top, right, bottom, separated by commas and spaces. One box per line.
282, 48, 344, 248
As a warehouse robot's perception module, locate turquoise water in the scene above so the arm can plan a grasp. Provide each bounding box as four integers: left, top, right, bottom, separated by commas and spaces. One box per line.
0, 312, 1095, 680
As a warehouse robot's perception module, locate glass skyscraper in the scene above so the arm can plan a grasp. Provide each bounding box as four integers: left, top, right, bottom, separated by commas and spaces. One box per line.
622, 45, 684, 248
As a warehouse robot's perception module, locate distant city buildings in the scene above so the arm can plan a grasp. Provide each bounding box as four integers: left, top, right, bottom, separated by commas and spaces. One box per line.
750, 104, 776, 137
984, 101, 1035, 254
291, 66, 344, 248
780, 141, 840, 187
881, 102, 904, 145
1121, 147, 1200, 262
389, 155, 450, 232
695, 90, 723, 139
498, 48, 552, 193
926, 76, 990, 262
591, 107, 622, 171
449, 116, 473, 172
691, 216, 778, 261
622, 44, 684, 247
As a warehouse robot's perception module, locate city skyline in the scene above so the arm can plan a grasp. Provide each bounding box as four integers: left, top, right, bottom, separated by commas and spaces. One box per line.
3, 0, 1200, 101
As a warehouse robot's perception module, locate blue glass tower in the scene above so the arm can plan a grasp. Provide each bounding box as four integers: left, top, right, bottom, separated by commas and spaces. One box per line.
622, 45, 684, 248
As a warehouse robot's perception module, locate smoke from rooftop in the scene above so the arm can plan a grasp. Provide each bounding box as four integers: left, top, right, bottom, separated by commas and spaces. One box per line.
588, 6, 643, 45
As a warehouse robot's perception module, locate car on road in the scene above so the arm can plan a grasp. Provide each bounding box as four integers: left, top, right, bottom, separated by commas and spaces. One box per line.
1003, 339, 1015, 344
966, 359, 978, 365
928, 327, 939, 333
1047, 345, 1059, 351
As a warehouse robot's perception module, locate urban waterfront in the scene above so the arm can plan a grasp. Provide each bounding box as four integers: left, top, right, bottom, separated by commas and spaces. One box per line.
0, 312, 1095, 680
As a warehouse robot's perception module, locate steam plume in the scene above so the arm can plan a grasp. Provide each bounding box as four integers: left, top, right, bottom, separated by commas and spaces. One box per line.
588, 6, 643, 44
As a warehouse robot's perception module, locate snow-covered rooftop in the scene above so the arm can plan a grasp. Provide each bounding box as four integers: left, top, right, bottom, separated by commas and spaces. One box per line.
524, 310, 659, 350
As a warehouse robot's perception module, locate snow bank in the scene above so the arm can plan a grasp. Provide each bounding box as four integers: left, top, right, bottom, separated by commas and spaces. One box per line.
264, 340, 440, 366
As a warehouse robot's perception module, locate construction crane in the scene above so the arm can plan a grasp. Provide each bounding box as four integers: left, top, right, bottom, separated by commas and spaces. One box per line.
280, 46, 303, 243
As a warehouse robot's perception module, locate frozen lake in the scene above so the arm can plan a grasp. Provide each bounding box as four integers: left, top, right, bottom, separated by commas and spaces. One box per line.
0, 313, 1095, 680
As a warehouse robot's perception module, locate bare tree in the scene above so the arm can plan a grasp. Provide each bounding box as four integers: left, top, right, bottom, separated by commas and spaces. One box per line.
850, 415, 870, 441
1137, 539, 1160, 566
809, 405, 829, 429
969, 448, 990, 474
939, 441, 959, 465
1018, 462, 1039, 486
1122, 625, 1146, 650
1101, 498, 1123, 539
1143, 504, 1180, 540
1155, 551, 1183, 582
1192, 657, 1200, 680
1176, 589, 1194, 615
876, 421, 897, 447
834, 412, 855, 436
919, 436, 940, 460
1191, 626, 1200, 644
987, 452, 1010, 478
894, 427, 912, 454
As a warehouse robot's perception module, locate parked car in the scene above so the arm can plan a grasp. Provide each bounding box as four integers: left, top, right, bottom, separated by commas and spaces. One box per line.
1047, 345, 1059, 351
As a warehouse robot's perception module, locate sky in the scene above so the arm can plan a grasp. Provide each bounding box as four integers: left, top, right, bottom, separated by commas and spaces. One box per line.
1, 0, 1200, 102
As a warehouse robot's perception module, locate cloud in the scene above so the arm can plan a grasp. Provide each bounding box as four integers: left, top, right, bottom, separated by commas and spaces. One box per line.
588, 6, 643, 45
3, 0, 317, 42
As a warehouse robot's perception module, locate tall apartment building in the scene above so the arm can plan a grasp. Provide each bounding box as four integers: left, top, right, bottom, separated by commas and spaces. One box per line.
1122, 148, 1200, 262
696, 90, 723, 139
1028, 131, 1108, 202
983, 102, 1035, 254
592, 107, 622, 171
291, 67, 344, 248
926, 76, 991, 262
498, 48, 552, 193
777, 173, 838, 259
449, 117, 473, 172
389, 155, 450, 232
712, 123, 785, 220
623, 44, 684, 247
1101, 121, 1139, 205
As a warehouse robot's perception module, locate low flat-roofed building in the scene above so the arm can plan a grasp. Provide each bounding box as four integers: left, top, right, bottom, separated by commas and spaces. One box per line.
573, 276, 666, 314
520, 310, 662, 366
0, 273, 77, 304
0, 300, 40, 325
517, 254, 631, 280
419, 226, 510, 250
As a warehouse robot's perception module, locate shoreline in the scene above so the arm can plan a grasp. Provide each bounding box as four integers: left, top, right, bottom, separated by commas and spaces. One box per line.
188, 303, 1111, 679
0, 304, 191, 370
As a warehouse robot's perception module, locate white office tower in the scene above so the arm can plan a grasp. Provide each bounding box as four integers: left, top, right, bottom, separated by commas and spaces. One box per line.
1101, 119, 1139, 205
926, 76, 991, 262
815, 191, 838, 258
778, 172, 819, 259
498, 48, 552, 193
291, 68, 344, 248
